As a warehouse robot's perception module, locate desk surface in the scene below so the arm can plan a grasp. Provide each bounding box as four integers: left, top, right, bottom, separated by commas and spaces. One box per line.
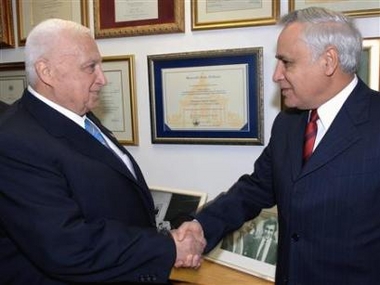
170, 259, 274, 285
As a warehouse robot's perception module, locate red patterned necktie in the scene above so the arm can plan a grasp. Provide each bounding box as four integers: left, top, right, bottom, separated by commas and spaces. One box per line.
303, 109, 319, 163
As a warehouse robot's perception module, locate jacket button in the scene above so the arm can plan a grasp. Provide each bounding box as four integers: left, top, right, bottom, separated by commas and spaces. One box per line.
291, 233, 300, 241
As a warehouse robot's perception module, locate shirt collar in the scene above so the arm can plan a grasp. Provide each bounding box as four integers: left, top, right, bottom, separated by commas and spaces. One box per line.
28, 85, 86, 128
316, 75, 358, 131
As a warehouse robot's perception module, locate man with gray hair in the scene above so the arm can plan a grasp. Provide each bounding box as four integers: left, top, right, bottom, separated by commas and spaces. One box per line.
179, 7, 380, 285
0, 18, 204, 285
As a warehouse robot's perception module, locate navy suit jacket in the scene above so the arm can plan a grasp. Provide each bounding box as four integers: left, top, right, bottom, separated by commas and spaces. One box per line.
197, 79, 380, 285
0, 101, 9, 114
0, 90, 175, 284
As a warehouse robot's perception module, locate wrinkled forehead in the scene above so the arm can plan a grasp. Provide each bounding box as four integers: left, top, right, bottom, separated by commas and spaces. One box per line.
51, 32, 100, 63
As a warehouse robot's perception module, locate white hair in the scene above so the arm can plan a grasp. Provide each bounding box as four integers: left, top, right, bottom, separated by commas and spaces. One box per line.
280, 7, 362, 74
24, 18, 91, 85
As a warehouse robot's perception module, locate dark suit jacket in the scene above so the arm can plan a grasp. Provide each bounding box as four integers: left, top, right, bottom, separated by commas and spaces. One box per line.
196, 79, 380, 285
0, 90, 175, 284
0, 101, 9, 114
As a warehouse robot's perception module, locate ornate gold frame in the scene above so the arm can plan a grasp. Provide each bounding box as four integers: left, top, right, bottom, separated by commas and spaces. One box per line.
94, 0, 184, 38
191, 0, 280, 30
289, 0, 380, 17
0, 0, 15, 48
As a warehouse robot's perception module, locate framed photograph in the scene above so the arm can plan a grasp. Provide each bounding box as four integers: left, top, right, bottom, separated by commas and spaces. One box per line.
16, 0, 89, 46
358, 38, 380, 91
192, 0, 280, 30
289, 0, 380, 17
0, 62, 27, 104
150, 186, 207, 230
207, 209, 278, 282
0, 0, 15, 48
93, 0, 184, 38
92, 55, 138, 146
147, 48, 264, 145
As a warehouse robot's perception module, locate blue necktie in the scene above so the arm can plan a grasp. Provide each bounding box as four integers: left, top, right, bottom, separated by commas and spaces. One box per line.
85, 118, 109, 147
84, 118, 137, 179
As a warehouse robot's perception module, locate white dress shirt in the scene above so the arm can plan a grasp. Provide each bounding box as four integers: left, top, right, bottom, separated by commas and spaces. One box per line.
28, 86, 137, 178
313, 76, 358, 151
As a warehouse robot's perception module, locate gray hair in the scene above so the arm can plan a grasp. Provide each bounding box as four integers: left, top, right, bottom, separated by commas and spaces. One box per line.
24, 18, 91, 85
280, 7, 362, 73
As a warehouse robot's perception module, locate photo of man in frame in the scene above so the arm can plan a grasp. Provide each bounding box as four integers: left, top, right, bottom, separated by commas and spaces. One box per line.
221, 213, 278, 265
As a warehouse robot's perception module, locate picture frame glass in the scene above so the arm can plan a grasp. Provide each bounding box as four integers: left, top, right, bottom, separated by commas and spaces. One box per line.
206, 209, 278, 281
0, 62, 27, 104
358, 38, 380, 91
289, 0, 380, 17
92, 56, 138, 145
192, 0, 279, 30
150, 187, 207, 230
16, 0, 88, 45
94, 0, 184, 38
148, 48, 264, 145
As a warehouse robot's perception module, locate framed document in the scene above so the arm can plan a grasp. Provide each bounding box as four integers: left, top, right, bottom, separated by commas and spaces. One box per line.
92, 56, 138, 146
94, 0, 184, 38
148, 48, 264, 145
191, 0, 280, 30
207, 208, 278, 282
0, 0, 15, 48
0, 62, 27, 104
289, 0, 380, 17
150, 186, 207, 230
16, 0, 89, 46
358, 38, 380, 91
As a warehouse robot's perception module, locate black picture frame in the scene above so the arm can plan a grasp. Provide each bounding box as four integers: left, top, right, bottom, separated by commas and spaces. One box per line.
148, 48, 264, 145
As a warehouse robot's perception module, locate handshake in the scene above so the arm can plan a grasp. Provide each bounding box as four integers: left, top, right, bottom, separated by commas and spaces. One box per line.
170, 221, 206, 269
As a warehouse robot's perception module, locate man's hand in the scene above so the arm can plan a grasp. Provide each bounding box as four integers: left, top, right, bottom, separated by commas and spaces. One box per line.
171, 221, 206, 268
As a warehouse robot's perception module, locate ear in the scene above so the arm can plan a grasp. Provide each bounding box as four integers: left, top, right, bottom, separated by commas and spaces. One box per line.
34, 59, 53, 86
323, 46, 339, 77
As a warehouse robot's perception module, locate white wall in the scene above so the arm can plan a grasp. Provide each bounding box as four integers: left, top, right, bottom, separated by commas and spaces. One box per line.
1, 0, 379, 200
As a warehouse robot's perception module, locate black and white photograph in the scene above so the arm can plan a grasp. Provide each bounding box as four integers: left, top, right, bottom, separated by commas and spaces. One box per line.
207, 209, 278, 281
150, 187, 207, 230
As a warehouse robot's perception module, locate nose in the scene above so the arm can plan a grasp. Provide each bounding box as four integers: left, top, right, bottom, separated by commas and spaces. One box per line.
272, 61, 284, 83
96, 65, 107, 86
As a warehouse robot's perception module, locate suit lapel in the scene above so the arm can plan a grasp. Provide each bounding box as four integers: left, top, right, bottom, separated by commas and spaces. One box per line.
86, 113, 142, 181
299, 79, 370, 178
21, 91, 155, 214
290, 111, 309, 181
300, 110, 359, 176
86, 112, 156, 213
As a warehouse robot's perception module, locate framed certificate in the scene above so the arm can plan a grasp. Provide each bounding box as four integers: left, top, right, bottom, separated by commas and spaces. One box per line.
16, 0, 89, 46
358, 38, 380, 91
148, 48, 264, 145
289, 0, 380, 17
92, 56, 138, 145
94, 0, 184, 38
0, 62, 27, 104
192, 0, 280, 30
0, 0, 15, 48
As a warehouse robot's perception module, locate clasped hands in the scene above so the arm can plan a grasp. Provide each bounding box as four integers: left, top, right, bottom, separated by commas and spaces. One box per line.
170, 221, 206, 269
